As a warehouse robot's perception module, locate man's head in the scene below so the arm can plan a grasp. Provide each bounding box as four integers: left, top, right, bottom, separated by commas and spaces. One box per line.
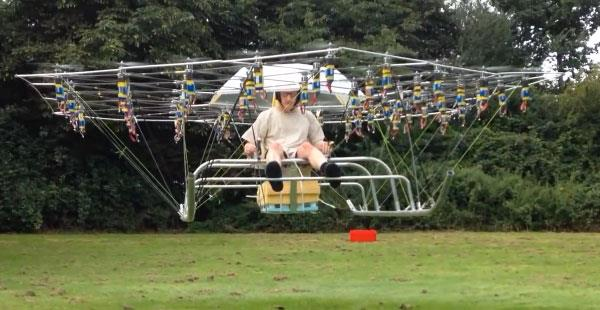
274, 90, 299, 112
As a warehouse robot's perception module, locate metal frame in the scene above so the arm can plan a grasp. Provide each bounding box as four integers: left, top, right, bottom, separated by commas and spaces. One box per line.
178, 156, 434, 222
15, 46, 563, 79
15, 45, 562, 223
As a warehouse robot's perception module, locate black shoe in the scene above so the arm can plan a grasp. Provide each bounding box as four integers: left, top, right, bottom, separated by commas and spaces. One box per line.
265, 161, 283, 192
320, 162, 342, 188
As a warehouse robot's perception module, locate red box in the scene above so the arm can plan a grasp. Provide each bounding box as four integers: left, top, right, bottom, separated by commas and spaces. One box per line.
349, 229, 377, 242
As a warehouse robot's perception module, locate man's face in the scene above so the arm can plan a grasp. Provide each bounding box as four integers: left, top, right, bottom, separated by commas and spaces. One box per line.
279, 91, 297, 112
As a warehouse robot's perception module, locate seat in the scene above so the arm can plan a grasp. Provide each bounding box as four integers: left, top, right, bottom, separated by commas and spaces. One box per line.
256, 164, 320, 214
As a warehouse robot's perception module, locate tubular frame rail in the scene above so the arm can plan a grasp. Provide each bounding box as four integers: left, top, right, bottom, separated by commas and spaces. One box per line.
178, 156, 436, 222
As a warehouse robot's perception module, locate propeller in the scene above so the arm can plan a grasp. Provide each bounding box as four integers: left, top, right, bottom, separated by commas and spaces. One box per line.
167, 55, 212, 64
300, 40, 332, 51
466, 65, 544, 73
224, 48, 281, 59
29, 62, 84, 73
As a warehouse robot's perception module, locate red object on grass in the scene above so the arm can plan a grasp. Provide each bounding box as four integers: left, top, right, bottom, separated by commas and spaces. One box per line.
349, 229, 377, 242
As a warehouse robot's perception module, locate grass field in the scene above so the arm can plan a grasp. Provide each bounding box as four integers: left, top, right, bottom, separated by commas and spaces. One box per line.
1, 232, 599, 309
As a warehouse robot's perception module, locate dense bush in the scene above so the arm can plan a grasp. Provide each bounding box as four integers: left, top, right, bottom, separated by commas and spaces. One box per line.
1, 1, 599, 232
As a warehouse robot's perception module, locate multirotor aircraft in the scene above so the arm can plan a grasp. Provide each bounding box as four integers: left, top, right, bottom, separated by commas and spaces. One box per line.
16, 46, 560, 222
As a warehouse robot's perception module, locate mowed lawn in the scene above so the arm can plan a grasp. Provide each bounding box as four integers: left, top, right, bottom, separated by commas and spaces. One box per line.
1, 232, 599, 309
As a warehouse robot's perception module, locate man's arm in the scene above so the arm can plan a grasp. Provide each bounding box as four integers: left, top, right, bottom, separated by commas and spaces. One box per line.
313, 140, 333, 155
306, 111, 329, 155
241, 110, 268, 157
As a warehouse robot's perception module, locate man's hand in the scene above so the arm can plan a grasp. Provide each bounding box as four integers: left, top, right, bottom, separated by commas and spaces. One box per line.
244, 143, 257, 157
316, 141, 334, 156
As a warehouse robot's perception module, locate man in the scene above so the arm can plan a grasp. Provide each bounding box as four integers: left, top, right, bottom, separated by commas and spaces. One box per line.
241, 88, 341, 192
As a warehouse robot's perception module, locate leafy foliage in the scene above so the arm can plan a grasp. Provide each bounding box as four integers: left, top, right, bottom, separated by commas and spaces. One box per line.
1, 0, 600, 231
452, 0, 522, 66
490, 0, 600, 72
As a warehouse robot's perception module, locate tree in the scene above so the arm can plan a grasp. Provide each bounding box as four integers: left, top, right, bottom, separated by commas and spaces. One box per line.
0, 0, 259, 231
323, 0, 458, 59
491, 0, 600, 73
451, 0, 523, 67
254, 0, 458, 59
256, 0, 328, 51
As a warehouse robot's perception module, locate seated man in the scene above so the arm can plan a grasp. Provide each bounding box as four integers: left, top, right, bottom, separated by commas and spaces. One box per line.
241, 87, 341, 192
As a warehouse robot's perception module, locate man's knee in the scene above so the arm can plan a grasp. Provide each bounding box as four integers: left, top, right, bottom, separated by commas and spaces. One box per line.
297, 141, 315, 155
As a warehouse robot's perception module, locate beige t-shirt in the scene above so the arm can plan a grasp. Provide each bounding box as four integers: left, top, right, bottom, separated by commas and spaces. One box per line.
241, 108, 324, 155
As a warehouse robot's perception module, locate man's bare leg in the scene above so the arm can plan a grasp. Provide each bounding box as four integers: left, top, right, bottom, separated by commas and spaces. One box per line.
296, 141, 327, 170
265, 143, 285, 191
297, 141, 341, 187
266, 142, 285, 165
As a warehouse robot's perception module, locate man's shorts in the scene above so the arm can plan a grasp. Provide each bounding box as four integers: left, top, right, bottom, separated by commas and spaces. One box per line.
283, 149, 297, 159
